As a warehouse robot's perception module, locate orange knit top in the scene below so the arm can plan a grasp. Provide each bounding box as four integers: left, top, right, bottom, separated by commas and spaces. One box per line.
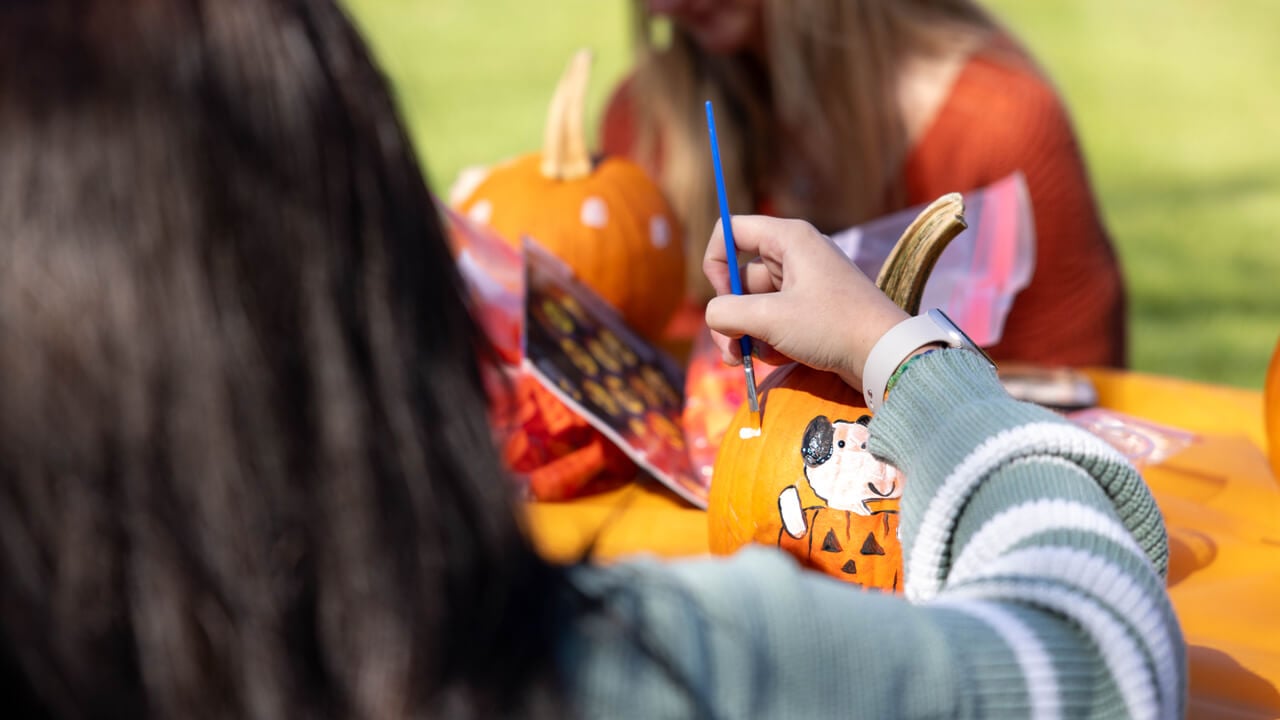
902, 52, 1126, 368
602, 51, 1127, 369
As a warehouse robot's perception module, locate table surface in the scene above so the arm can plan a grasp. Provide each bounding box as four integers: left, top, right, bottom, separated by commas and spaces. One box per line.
524, 368, 1280, 718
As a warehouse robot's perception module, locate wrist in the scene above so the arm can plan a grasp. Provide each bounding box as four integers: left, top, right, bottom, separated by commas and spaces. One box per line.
837, 304, 908, 389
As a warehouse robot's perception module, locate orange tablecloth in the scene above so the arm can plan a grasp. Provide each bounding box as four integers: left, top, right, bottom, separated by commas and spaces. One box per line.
525, 368, 1280, 718
1091, 369, 1280, 718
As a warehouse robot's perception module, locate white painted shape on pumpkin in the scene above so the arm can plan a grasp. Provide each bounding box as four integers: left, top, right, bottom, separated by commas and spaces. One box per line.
467, 199, 493, 226
738, 426, 762, 439
580, 196, 609, 229
650, 216, 671, 249
448, 164, 493, 205
778, 485, 806, 538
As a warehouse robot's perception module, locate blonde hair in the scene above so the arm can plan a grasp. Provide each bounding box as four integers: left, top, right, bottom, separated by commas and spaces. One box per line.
630, 0, 1000, 298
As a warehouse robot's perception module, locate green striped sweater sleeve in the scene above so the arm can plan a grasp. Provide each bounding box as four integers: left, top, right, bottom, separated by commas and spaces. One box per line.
562, 348, 1186, 719
870, 348, 1186, 719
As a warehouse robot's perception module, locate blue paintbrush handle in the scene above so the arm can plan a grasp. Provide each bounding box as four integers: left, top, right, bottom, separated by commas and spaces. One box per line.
706, 101, 746, 299
706, 101, 760, 412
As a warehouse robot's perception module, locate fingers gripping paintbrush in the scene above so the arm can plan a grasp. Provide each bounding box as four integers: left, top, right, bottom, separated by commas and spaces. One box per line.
705, 101, 760, 423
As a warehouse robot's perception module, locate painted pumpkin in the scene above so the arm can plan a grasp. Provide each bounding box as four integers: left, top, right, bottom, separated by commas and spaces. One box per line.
707, 193, 969, 588
709, 363, 904, 589
454, 50, 684, 341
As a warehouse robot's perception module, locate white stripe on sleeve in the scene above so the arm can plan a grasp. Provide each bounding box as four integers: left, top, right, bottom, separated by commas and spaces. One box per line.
952, 546, 1179, 718
947, 580, 1165, 720
936, 599, 1062, 720
949, 489, 1148, 587
905, 422, 1129, 602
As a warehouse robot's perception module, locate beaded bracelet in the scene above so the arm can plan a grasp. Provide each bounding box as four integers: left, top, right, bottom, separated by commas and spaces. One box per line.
882, 348, 939, 404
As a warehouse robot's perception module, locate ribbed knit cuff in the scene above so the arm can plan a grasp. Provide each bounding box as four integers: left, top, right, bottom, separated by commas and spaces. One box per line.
867, 348, 1169, 597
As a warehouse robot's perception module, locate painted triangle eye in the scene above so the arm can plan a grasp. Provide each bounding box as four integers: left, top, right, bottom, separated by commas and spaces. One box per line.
860, 532, 886, 556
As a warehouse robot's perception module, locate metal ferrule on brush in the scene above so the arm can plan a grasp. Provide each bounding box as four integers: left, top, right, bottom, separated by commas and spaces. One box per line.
742, 353, 760, 413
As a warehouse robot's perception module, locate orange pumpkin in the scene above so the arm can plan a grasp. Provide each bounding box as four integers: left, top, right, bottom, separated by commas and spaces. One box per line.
709, 363, 904, 589
454, 50, 684, 341
707, 193, 969, 589
1265, 335, 1280, 480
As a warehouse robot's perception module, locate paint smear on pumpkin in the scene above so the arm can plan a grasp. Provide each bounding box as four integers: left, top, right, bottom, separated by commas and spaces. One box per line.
738, 426, 762, 440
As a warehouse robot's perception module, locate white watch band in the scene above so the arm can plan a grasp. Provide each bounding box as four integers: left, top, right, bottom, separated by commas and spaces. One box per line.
862, 309, 972, 412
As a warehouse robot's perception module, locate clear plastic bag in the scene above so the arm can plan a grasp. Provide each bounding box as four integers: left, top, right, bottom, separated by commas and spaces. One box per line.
1068, 408, 1198, 468
829, 172, 1034, 347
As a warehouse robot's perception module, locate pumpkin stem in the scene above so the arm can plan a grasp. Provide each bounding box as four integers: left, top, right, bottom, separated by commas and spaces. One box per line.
541, 49, 594, 181
876, 192, 966, 314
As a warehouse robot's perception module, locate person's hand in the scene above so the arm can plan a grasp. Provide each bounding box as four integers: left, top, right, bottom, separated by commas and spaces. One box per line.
702, 216, 908, 390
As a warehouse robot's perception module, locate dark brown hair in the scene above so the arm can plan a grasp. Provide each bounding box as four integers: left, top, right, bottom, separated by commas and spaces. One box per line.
0, 1, 563, 716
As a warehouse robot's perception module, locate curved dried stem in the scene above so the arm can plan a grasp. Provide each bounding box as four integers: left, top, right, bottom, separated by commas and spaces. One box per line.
875, 192, 966, 314
540, 49, 594, 181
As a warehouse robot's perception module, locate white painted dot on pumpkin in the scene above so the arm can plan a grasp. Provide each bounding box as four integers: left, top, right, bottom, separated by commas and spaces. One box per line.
580, 196, 609, 229
649, 216, 671, 249
467, 199, 493, 226
448, 164, 492, 205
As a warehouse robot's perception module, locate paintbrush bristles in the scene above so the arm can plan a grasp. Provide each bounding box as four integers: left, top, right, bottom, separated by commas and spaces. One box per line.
742, 355, 760, 413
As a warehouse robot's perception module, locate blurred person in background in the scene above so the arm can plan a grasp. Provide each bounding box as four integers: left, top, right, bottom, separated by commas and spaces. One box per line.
0, 0, 1180, 718
605, 0, 1127, 369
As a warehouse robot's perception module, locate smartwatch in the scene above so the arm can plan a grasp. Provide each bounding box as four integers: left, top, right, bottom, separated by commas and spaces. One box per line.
862, 309, 995, 412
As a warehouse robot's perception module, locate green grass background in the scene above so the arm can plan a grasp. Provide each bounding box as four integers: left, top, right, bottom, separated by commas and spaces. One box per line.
343, 0, 1280, 390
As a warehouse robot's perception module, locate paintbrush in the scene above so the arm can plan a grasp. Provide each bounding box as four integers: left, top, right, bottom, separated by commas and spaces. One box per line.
704, 100, 760, 426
